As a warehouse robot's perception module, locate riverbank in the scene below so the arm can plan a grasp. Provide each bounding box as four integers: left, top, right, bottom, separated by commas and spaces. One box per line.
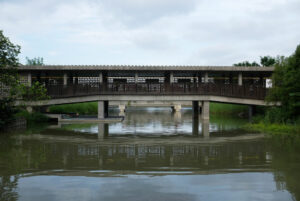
245, 122, 300, 135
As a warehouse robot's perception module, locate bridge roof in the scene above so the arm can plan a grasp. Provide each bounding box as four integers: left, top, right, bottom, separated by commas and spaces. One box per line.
18, 65, 274, 72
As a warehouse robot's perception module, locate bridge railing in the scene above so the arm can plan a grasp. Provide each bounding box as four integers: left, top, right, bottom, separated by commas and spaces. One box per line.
45, 83, 268, 100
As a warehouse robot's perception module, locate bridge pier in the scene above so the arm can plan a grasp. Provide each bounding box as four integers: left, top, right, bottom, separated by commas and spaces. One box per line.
201, 101, 210, 120
202, 119, 210, 138
192, 101, 199, 118
98, 101, 109, 119
98, 123, 109, 139
171, 104, 181, 112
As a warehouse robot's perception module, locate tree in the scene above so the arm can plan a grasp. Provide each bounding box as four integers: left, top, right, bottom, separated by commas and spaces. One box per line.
0, 30, 21, 128
260, 56, 276, 67
234, 61, 260, 67
25, 57, 44, 65
267, 45, 300, 122
0, 30, 48, 130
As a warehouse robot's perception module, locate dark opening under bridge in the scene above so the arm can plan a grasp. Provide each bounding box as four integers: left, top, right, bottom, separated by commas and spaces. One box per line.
17, 65, 275, 120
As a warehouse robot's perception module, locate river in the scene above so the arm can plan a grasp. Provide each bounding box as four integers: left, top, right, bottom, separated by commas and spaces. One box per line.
0, 108, 299, 201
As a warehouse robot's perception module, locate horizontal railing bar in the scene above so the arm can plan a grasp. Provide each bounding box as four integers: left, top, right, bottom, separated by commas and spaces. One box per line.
45, 83, 268, 100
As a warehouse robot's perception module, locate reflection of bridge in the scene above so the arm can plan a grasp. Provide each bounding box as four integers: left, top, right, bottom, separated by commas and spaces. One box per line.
15, 131, 271, 174
18, 65, 274, 120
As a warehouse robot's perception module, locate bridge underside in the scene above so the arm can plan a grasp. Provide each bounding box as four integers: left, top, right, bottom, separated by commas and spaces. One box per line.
21, 95, 269, 107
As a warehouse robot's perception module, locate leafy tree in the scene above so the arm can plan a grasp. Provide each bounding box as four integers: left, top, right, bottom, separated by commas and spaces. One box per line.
234, 61, 260, 67
0, 30, 48, 130
25, 57, 44, 65
260, 56, 276, 67
267, 45, 300, 122
0, 30, 21, 128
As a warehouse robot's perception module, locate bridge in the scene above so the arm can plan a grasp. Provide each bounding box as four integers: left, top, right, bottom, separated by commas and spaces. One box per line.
17, 65, 274, 120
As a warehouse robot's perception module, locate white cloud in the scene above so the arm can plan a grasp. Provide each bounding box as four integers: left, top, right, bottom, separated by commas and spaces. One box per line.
0, 0, 299, 65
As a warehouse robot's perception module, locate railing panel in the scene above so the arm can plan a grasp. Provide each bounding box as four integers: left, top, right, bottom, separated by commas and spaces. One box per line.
45, 83, 267, 100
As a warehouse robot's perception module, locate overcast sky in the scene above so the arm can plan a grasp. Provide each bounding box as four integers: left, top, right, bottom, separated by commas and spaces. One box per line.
0, 0, 299, 65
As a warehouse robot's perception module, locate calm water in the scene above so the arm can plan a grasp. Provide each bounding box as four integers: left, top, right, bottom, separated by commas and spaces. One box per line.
1, 108, 300, 201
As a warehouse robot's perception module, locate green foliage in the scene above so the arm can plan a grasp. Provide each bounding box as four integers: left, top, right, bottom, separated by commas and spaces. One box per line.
25, 57, 44, 65
0, 31, 49, 130
267, 45, 300, 122
18, 81, 50, 101
0, 98, 18, 129
260, 56, 276, 67
49, 102, 98, 115
210, 103, 248, 116
0, 30, 21, 130
15, 110, 49, 123
234, 55, 276, 67
234, 61, 260, 67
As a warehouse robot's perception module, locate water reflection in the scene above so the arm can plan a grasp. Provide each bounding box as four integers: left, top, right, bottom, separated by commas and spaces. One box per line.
0, 108, 299, 201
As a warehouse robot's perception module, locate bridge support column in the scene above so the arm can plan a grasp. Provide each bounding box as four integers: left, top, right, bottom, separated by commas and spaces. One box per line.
98, 101, 109, 119
27, 73, 32, 87
135, 72, 138, 83
98, 123, 109, 139
202, 119, 209, 138
119, 104, 126, 113
172, 104, 181, 112
201, 101, 210, 120
99, 72, 103, 83
238, 73, 243, 86
204, 72, 209, 83
63, 73, 68, 86
192, 101, 199, 118
170, 72, 174, 83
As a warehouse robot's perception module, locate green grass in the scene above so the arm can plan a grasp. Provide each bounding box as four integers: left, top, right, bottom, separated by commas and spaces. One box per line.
49, 102, 98, 115
210, 102, 248, 116
244, 122, 300, 135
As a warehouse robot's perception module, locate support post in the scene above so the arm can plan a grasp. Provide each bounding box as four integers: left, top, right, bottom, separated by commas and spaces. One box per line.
202, 119, 209, 138
238, 73, 243, 86
135, 72, 138, 83
170, 72, 174, 83
99, 72, 103, 83
174, 104, 181, 112
98, 101, 109, 119
198, 73, 202, 83
204, 72, 209, 83
27, 73, 32, 87
63, 73, 68, 86
98, 123, 109, 139
201, 101, 210, 120
119, 104, 126, 113
192, 101, 199, 118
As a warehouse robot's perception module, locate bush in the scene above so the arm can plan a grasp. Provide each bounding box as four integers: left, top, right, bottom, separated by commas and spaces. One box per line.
15, 110, 49, 123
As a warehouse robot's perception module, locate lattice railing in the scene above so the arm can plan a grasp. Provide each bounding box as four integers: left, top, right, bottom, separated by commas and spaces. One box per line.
45, 83, 268, 100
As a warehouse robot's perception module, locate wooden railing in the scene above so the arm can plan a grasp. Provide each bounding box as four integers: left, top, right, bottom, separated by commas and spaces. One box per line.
46, 83, 268, 100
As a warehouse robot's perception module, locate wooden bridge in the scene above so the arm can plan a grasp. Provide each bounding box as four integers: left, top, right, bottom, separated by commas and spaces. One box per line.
17, 65, 274, 120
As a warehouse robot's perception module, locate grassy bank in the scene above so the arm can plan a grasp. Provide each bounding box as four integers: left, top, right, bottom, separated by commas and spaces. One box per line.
245, 122, 300, 135
49, 102, 98, 115
210, 102, 248, 116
